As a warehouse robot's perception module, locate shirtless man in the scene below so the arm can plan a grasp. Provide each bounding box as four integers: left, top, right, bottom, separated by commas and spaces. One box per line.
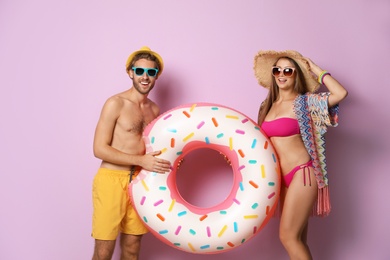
91, 46, 171, 260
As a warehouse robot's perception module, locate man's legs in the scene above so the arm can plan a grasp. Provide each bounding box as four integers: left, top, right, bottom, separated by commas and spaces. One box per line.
92, 239, 116, 260
120, 234, 143, 260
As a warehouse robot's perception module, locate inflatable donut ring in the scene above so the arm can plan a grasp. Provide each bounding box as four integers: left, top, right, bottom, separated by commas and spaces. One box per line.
129, 103, 280, 254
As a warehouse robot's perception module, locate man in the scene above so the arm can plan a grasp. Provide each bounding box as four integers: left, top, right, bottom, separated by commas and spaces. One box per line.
91, 46, 171, 260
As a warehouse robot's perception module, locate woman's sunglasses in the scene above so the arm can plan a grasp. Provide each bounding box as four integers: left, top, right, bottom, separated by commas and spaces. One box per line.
272, 66, 295, 77
132, 67, 159, 77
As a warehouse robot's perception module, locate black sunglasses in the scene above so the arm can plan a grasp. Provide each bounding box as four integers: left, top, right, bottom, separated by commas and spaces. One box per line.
272, 66, 295, 77
132, 67, 159, 77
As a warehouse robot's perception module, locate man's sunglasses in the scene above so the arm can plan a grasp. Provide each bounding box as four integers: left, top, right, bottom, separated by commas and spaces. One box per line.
132, 67, 159, 77
272, 67, 295, 77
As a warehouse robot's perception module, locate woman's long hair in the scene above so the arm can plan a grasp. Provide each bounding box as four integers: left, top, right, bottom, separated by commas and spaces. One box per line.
257, 57, 310, 125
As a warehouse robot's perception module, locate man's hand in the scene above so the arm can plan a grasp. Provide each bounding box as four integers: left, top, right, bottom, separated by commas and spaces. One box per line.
140, 151, 171, 173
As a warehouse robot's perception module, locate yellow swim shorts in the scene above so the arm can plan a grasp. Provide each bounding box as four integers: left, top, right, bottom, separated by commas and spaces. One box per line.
91, 168, 148, 240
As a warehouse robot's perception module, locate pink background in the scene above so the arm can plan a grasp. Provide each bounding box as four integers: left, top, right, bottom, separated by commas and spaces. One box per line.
1, 0, 389, 259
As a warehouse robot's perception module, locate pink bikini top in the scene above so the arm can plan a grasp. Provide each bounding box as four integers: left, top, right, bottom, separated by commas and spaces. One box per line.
261, 117, 300, 137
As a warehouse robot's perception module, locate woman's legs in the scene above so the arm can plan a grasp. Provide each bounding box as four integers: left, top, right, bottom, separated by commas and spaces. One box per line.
279, 167, 317, 260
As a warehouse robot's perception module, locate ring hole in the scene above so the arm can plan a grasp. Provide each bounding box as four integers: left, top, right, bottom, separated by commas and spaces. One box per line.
176, 148, 234, 208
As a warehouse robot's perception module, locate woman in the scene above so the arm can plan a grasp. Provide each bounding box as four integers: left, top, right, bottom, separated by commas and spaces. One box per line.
254, 50, 348, 259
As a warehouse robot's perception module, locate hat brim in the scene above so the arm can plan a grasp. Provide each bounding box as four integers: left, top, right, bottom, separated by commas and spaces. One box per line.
126, 46, 164, 76
253, 50, 319, 92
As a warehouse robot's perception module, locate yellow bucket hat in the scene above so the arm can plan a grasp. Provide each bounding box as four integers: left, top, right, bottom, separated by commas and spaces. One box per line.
125, 46, 164, 76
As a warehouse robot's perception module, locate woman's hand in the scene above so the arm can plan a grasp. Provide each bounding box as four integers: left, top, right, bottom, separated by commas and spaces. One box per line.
305, 57, 348, 106
305, 57, 323, 77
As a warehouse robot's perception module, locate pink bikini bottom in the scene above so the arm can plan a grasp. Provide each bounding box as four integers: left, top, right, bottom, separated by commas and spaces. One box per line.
283, 160, 313, 187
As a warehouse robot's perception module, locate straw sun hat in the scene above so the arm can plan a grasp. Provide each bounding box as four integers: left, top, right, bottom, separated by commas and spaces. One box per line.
126, 46, 164, 76
253, 50, 319, 92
